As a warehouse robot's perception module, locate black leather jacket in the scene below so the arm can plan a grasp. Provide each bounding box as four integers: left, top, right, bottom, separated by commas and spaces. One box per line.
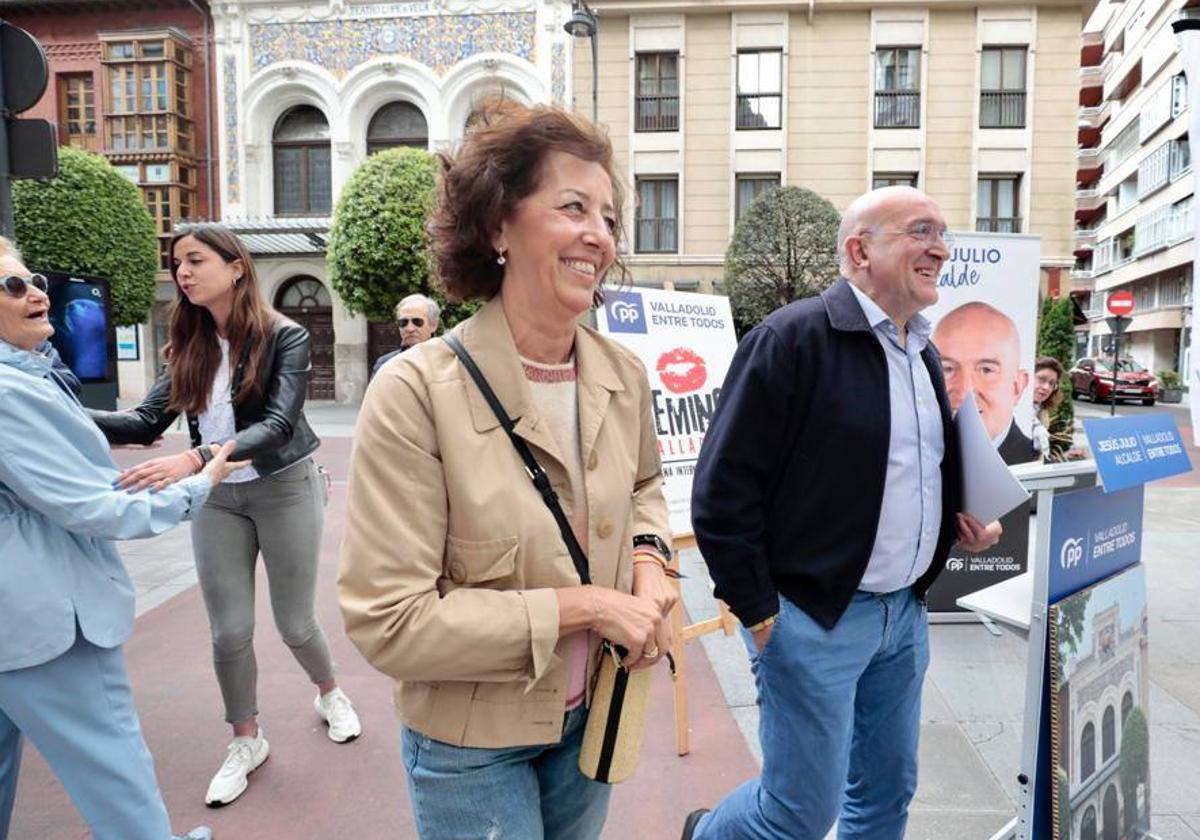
90, 318, 320, 475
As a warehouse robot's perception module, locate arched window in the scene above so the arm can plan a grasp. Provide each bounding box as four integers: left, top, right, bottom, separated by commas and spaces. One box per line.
1102, 786, 1119, 840
367, 101, 427, 154
274, 275, 331, 312
1102, 706, 1116, 762
1080, 806, 1099, 840
273, 105, 331, 215
1121, 691, 1134, 723
1081, 807, 1097, 840
1081, 722, 1096, 780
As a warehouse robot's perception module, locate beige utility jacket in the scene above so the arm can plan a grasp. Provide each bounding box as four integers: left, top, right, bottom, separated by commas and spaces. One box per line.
338, 297, 671, 748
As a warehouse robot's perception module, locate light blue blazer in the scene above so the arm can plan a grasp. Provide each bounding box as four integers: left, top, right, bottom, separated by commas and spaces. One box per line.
0, 340, 210, 672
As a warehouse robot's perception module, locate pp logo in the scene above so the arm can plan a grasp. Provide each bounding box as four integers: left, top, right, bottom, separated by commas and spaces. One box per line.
946, 558, 965, 572
605, 291, 647, 334
1060, 538, 1084, 570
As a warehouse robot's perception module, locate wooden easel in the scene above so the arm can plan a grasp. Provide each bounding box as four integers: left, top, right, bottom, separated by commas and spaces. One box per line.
667, 531, 738, 756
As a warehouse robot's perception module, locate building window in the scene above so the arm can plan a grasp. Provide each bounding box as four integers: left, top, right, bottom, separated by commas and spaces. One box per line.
273, 105, 332, 216
1081, 807, 1097, 840
980, 47, 1026, 128
636, 52, 679, 132
1101, 706, 1116, 762
873, 172, 918, 189
977, 174, 1021, 232
1173, 72, 1188, 118
735, 174, 780, 222
635, 177, 678, 253
736, 50, 782, 130
1171, 134, 1191, 180
367, 101, 428, 154
100, 30, 197, 269
58, 74, 97, 151
1080, 722, 1096, 781
874, 47, 920, 128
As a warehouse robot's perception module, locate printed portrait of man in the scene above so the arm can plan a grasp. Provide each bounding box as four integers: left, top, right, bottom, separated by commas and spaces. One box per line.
932, 301, 1036, 465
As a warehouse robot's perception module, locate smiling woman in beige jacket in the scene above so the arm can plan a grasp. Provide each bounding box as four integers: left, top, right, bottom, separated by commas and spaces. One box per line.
337, 102, 676, 840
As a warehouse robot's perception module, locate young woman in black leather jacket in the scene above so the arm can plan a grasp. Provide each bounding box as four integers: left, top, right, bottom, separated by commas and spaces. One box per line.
91, 223, 362, 808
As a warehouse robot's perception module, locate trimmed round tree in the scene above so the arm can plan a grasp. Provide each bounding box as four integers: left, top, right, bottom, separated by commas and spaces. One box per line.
723, 185, 841, 334
1037, 295, 1077, 453
13, 146, 158, 327
328, 146, 471, 325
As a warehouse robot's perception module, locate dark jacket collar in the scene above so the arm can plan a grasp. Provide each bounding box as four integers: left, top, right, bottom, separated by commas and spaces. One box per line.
821, 278, 874, 333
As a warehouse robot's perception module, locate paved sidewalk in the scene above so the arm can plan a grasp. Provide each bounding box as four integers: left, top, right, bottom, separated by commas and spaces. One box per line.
9, 403, 1199, 839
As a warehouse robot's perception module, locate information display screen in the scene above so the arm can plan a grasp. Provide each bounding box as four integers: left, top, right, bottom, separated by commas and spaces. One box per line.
43, 271, 116, 384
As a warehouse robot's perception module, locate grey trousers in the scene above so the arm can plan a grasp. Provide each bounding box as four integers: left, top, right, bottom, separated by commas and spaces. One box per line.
191, 458, 335, 724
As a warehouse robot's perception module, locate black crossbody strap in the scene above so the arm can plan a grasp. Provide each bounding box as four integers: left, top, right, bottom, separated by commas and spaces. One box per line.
444, 334, 592, 586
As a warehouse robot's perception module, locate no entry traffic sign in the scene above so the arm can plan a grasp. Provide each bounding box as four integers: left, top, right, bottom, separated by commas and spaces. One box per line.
1107, 290, 1135, 316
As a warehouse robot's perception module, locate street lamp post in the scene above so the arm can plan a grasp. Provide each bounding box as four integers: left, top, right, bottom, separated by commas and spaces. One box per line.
564, 0, 598, 121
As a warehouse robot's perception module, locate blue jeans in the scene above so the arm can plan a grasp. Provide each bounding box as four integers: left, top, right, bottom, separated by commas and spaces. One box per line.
401, 706, 611, 840
0, 630, 173, 840
695, 588, 930, 840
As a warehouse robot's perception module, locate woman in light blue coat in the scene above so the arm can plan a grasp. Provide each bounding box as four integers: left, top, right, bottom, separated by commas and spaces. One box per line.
0, 240, 243, 840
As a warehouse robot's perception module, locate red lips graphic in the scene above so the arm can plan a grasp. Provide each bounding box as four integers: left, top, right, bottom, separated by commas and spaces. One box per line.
657, 347, 707, 394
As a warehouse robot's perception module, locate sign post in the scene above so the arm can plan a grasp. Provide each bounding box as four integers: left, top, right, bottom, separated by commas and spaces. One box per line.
1105, 291, 1135, 417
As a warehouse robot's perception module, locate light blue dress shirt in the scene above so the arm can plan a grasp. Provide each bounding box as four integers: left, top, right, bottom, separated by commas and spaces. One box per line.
847, 284, 945, 593
0, 339, 211, 672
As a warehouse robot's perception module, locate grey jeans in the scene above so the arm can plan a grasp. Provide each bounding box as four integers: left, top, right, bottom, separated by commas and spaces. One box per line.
191, 457, 335, 724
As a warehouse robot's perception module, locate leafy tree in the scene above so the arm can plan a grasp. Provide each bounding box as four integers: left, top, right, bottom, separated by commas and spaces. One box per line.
1038, 296, 1076, 365
1053, 591, 1090, 688
1119, 706, 1150, 831
723, 186, 841, 334
13, 147, 158, 326
1055, 765, 1072, 839
328, 147, 472, 325
1037, 295, 1076, 455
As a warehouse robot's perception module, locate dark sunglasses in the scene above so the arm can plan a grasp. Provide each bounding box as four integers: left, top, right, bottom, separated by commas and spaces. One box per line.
2, 273, 48, 298
397, 317, 425, 328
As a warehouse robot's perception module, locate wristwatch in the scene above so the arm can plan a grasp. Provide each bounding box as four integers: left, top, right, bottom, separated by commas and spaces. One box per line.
632, 533, 671, 560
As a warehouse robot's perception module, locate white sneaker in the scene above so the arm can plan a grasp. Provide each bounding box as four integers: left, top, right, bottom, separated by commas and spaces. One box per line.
204, 728, 269, 807
314, 688, 362, 743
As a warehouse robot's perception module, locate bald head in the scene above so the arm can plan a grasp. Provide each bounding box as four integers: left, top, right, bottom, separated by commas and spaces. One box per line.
837, 186, 929, 274
934, 302, 1029, 440
837, 186, 950, 329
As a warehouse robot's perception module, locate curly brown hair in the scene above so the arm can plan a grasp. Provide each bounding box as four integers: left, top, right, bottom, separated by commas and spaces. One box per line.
427, 99, 628, 304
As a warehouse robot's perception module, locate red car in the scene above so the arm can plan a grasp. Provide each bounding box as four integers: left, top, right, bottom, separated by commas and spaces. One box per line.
1069, 357, 1159, 406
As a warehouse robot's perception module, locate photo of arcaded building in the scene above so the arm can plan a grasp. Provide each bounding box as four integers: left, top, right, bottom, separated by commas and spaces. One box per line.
1053, 564, 1150, 840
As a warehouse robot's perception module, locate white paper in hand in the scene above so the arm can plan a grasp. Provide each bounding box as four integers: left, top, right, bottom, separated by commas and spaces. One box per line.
955, 391, 1031, 522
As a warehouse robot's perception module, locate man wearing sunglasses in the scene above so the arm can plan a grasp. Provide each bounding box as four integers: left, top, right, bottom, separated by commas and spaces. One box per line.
369, 293, 440, 380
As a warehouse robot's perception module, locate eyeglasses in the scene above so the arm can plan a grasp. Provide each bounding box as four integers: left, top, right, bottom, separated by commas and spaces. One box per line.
2, 273, 48, 299
397, 317, 425, 328
868, 222, 954, 250
896, 222, 954, 250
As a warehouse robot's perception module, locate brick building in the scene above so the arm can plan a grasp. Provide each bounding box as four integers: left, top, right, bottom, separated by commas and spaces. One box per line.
0, 0, 218, 397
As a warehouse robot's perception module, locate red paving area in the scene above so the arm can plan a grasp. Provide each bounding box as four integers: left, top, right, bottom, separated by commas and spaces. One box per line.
8, 436, 759, 840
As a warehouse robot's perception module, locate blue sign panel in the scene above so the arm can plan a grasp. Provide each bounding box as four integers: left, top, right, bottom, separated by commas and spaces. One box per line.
1082, 413, 1193, 493
1048, 484, 1144, 602
602, 290, 648, 334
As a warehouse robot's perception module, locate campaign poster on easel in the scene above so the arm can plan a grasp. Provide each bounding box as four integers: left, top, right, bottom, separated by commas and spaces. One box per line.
597, 288, 739, 535
925, 232, 1042, 613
